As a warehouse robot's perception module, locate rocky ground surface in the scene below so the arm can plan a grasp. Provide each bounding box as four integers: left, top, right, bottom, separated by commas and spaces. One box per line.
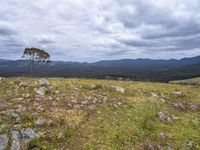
0, 77, 200, 149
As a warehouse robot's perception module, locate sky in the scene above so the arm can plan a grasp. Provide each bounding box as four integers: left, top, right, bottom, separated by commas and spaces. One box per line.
0, 0, 200, 62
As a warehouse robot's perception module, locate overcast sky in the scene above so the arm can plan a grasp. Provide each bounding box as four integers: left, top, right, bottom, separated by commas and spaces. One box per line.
0, 0, 200, 62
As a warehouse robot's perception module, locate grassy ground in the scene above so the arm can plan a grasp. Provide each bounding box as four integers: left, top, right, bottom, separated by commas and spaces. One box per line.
0, 78, 200, 149
170, 77, 200, 85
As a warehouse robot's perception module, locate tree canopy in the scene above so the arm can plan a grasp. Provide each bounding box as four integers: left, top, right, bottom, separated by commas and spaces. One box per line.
22, 47, 51, 64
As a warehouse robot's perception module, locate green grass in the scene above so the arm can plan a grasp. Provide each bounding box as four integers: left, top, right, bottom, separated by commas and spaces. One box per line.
0, 78, 200, 149
170, 77, 200, 85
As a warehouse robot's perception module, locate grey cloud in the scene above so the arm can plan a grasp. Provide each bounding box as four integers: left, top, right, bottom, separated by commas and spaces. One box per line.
0, 26, 17, 36
0, 0, 200, 61
38, 39, 55, 44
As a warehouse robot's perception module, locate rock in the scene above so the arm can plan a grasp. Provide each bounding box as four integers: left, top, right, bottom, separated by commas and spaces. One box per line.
189, 104, 199, 111
145, 140, 154, 150
38, 78, 50, 86
12, 98, 23, 101
45, 96, 53, 101
11, 131, 21, 150
71, 100, 78, 104
35, 105, 44, 111
52, 101, 58, 106
173, 102, 184, 110
74, 104, 81, 109
173, 91, 182, 97
166, 146, 172, 150
10, 112, 21, 123
35, 118, 46, 126
110, 85, 126, 93
0, 104, 8, 110
66, 103, 73, 108
160, 132, 172, 139
21, 128, 40, 144
113, 112, 118, 116
47, 120, 54, 126
34, 87, 49, 96
160, 98, 165, 103
156, 112, 172, 123
187, 141, 193, 149
90, 84, 102, 90
0, 134, 8, 150
151, 92, 159, 97
90, 84, 97, 90
81, 101, 88, 105
16, 105, 27, 113
117, 102, 122, 106
23, 93, 31, 98
19, 82, 29, 87
54, 90, 60, 94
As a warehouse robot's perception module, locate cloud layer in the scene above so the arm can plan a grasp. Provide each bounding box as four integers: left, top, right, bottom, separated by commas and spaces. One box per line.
0, 0, 200, 61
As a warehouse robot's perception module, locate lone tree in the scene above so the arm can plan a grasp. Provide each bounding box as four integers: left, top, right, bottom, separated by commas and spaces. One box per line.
22, 47, 51, 76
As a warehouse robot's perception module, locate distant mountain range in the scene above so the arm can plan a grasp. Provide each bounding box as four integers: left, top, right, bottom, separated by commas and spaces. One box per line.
0, 56, 200, 82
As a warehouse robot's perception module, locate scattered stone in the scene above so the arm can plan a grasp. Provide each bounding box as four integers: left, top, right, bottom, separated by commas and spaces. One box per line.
187, 141, 194, 149
11, 131, 21, 150
145, 140, 154, 150
46, 96, 53, 101
189, 104, 199, 111
10, 112, 21, 123
74, 104, 81, 109
47, 120, 54, 126
35, 105, 44, 111
34, 87, 49, 96
21, 128, 40, 144
173, 91, 182, 97
16, 105, 27, 113
23, 93, 31, 98
156, 112, 172, 123
31, 112, 38, 116
92, 100, 97, 104
110, 85, 126, 93
113, 112, 118, 116
13, 124, 22, 130
52, 101, 58, 106
0, 104, 8, 110
0, 134, 8, 150
54, 90, 60, 94
160, 132, 172, 139
67, 103, 73, 108
12, 98, 24, 101
88, 105, 96, 110
166, 146, 172, 150
38, 78, 50, 86
35, 118, 46, 126
71, 100, 78, 104
173, 102, 184, 110
113, 102, 123, 108
81, 101, 88, 105
151, 92, 159, 97
90, 84, 97, 90
103, 97, 107, 103
19, 82, 29, 87
160, 98, 165, 103
117, 102, 122, 106
33, 102, 40, 107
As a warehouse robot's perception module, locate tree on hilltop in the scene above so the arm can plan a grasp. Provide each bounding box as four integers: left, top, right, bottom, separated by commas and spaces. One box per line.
22, 47, 51, 76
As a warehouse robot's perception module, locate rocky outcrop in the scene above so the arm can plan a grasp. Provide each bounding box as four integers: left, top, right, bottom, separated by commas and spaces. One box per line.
0, 134, 8, 150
